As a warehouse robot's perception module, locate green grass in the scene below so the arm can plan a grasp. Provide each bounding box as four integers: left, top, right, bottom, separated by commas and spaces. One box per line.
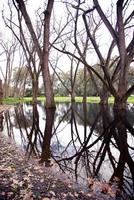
2, 96, 134, 104
2, 96, 101, 104
3, 97, 22, 104
127, 95, 134, 103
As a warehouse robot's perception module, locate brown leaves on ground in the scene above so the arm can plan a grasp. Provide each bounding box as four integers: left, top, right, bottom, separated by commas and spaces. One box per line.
0, 134, 115, 200
88, 177, 121, 198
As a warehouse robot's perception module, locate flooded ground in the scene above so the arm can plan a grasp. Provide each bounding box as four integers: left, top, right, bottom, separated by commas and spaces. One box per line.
1, 102, 134, 199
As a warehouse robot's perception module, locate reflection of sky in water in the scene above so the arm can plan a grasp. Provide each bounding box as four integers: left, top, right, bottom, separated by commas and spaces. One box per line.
51, 121, 121, 180
2, 102, 134, 189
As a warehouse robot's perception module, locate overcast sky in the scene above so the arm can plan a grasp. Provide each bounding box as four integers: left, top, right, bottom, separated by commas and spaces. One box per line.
0, 0, 118, 79
0, 0, 133, 80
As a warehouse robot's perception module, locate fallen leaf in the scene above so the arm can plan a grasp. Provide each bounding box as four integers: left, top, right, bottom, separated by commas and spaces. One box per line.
49, 191, 55, 196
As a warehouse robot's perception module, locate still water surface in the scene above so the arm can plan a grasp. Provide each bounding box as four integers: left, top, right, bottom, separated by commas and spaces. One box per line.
1, 102, 134, 198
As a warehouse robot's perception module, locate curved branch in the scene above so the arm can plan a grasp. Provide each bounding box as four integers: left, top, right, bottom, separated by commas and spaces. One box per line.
93, 0, 118, 44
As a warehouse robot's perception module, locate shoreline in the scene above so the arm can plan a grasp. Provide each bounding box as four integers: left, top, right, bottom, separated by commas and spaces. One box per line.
0, 133, 96, 200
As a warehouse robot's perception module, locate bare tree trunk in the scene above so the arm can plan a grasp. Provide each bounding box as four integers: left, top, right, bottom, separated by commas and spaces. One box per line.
114, 0, 128, 111
14, 0, 55, 108
0, 80, 3, 104
100, 81, 109, 105
91, 0, 134, 110
32, 76, 39, 103
42, 0, 55, 108
83, 66, 87, 103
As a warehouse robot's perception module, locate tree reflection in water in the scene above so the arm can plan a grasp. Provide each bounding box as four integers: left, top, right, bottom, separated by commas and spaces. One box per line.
39, 107, 55, 166
3, 102, 134, 199
0, 113, 4, 131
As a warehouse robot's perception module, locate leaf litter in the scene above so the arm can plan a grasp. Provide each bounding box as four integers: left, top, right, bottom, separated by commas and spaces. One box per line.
0, 134, 117, 200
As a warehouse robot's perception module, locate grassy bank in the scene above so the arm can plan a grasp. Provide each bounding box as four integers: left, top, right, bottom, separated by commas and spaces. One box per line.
3, 96, 134, 104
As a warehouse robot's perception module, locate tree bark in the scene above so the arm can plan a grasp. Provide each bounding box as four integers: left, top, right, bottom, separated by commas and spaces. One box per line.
14, 0, 55, 108
42, 0, 55, 108
0, 80, 3, 104
32, 75, 39, 103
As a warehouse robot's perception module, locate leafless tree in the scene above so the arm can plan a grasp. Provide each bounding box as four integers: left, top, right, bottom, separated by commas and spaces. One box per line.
0, 38, 18, 98
0, 79, 3, 104
2, 1, 43, 102
52, 1, 109, 103
12, 0, 55, 108
83, 0, 134, 109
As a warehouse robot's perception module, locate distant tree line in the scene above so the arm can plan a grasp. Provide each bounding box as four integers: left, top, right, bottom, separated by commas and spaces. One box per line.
0, 0, 133, 111
5, 64, 134, 98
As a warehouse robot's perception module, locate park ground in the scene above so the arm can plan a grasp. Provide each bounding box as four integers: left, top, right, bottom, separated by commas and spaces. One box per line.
3, 95, 134, 104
